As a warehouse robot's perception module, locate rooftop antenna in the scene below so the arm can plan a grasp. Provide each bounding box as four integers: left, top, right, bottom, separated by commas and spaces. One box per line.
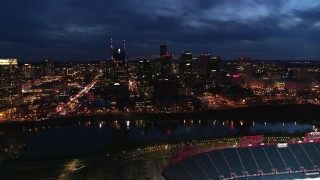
110, 37, 113, 60
123, 38, 126, 50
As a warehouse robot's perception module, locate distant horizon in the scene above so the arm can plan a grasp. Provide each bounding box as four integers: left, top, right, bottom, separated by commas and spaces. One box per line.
2, 45, 320, 62
11, 57, 320, 64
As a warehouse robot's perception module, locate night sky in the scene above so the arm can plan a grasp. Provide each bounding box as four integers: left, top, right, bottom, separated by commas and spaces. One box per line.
1, 0, 320, 61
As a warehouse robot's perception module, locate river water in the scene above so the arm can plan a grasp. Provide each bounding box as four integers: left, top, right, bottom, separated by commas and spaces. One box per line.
13, 116, 315, 158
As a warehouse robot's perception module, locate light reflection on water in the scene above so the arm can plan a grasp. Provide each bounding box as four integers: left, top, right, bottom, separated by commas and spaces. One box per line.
23, 118, 315, 158
250, 122, 312, 134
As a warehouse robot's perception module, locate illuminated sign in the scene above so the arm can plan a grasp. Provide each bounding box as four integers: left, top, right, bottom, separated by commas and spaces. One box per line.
233, 74, 240, 78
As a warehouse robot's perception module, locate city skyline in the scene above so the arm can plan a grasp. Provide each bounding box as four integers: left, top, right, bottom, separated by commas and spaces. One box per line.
1, 0, 320, 61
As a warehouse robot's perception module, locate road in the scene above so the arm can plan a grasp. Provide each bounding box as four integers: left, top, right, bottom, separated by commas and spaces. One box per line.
56, 70, 102, 115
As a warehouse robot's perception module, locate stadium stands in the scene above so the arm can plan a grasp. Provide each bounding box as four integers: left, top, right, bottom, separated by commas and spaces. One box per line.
162, 135, 320, 180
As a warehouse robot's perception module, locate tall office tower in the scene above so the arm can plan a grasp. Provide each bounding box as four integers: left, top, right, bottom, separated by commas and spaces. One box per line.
208, 56, 221, 78
0, 59, 19, 88
105, 38, 130, 98
22, 63, 34, 78
161, 52, 173, 77
111, 39, 128, 83
137, 59, 152, 80
238, 57, 253, 87
179, 51, 192, 75
45, 59, 55, 76
179, 51, 193, 86
160, 45, 167, 58
0, 59, 20, 107
113, 47, 126, 62
137, 59, 153, 98
197, 52, 210, 76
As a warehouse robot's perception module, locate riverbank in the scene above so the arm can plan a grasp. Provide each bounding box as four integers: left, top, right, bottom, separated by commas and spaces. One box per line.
0, 104, 319, 128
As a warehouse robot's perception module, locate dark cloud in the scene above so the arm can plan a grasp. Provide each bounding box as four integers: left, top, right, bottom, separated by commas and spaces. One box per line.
0, 0, 319, 61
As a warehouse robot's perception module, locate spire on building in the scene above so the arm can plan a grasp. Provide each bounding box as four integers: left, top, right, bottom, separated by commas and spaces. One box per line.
110, 37, 113, 60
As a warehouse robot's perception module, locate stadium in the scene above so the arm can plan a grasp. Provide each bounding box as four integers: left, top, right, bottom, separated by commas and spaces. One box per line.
162, 132, 320, 180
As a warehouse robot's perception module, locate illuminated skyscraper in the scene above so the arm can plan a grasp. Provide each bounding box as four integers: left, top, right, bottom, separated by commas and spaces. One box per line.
208, 56, 221, 78
161, 52, 173, 77
137, 59, 153, 98
0, 59, 20, 107
109, 39, 128, 83
238, 57, 253, 87
137, 59, 152, 80
22, 64, 34, 78
179, 51, 192, 75
45, 59, 55, 76
179, 51, 193, 86
113, 48, 126, 62
0, 59, 19, 88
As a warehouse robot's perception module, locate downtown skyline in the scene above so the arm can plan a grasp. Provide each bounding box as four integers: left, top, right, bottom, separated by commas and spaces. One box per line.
1, 0, 320, 61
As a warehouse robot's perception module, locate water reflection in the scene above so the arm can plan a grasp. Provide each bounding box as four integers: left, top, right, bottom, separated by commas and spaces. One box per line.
99, 122, 102, 129
0, 118, 317, 158
250, 122, 312, 134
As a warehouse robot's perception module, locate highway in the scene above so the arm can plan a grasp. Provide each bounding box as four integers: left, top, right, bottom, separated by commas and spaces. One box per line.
56, 70, 102, 115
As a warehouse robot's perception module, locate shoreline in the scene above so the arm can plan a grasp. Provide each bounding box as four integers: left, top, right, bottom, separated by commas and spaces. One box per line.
0, 104, 319, 128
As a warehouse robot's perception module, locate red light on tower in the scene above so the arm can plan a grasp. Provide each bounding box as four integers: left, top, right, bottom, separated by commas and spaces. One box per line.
164, 52, 173, 58
166, 128, 172, 136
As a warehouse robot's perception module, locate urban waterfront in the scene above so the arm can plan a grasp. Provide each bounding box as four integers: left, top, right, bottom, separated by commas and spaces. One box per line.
26, 119, 313, 158
1, 114, 317, 159
0, 105, 319, 179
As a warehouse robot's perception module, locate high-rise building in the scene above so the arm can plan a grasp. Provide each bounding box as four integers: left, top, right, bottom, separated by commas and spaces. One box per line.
113, 48, 126, 62
179, 51, 193, 86
137, 59, 152, 80
109, 39, 128, 83
208, 56, 221, 78
160, 45, 167, 58
198, 53, 210, 76
22, 64, 34, 78
0, 59, 20, 108
106, 38, 129, 98
137, 59, 153, 98
179, 51, 193, 75
0, 59, 19, 88
45, 59, 55, 76
238, 57, 253, 87
161, 52, 173, 77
